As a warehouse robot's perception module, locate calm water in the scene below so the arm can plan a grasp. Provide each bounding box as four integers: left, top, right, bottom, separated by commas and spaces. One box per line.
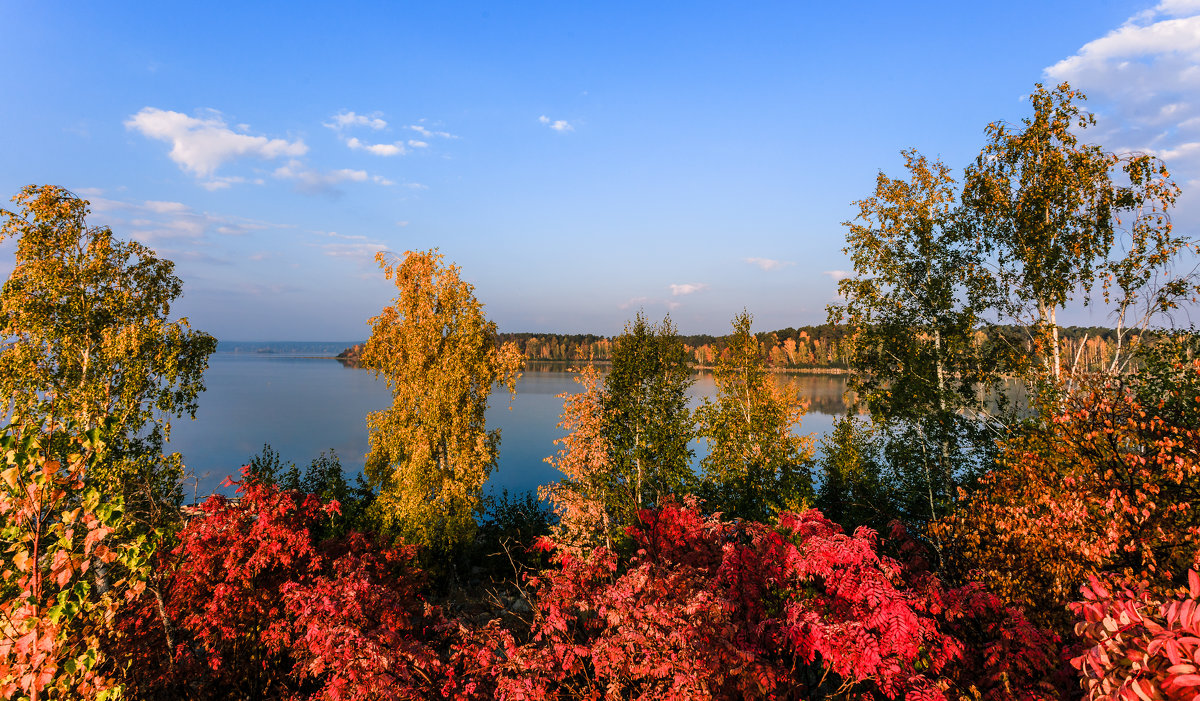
166, 354, 850, 498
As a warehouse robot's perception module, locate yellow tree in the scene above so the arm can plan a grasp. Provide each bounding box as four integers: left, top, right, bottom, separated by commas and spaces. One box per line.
0, 185, 216, 524
361, 249, 522, 552
695, 312, 814, 522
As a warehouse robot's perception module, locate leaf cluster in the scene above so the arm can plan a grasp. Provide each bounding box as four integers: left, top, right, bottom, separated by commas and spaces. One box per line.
0, 423, 156, 701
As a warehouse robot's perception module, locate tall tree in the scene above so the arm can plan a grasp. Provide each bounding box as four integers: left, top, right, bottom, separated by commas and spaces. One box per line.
0, 185, 216, 522
602, 312, 694, 525
695, 311, 813, 522
361, 249, 522, 553
962, 82, 1196, 384
827, 152, 1008, 538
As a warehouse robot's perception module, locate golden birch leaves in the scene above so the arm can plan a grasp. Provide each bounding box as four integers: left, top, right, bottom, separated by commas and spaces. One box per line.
362, 249, 522, 552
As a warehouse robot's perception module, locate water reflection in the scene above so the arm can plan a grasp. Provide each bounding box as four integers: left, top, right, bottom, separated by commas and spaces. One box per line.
168, 355, 854, 498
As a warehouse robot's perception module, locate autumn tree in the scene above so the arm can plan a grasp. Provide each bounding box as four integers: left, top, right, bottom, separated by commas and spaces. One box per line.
601, 312, 693, 529
828, 151, 1009, 540
962, 82, 1197, 384
361, 249, 522, 554
695, 311, 814, 522
543, 313, 693, 550
932, 348, 1200, 632
0, 185, 217, 526
541, 365, 616, 551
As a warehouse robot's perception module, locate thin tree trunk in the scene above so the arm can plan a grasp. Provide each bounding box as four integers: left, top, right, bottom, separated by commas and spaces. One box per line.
934, 330, 952, 503
1051, 307, 1060, 383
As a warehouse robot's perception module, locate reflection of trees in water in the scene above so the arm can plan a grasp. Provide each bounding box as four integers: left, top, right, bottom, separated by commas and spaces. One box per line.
696, 371, 857, 417
523, 365, 860, 416
341, 358, 862, 416
787, 375, 859, 416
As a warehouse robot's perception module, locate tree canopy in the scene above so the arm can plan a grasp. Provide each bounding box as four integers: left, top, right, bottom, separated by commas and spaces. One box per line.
695, 311, 814, 522
602, 312, 694, 521
963, 82, 1196, 382
361, 249, 522, 553
0, 185, 216, 521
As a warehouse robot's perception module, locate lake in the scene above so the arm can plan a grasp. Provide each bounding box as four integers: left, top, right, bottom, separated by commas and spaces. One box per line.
165, 352, 851, 499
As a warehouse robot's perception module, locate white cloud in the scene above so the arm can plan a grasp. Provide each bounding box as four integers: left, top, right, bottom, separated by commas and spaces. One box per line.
142, 200, 190, 214
745, 257, 795, 271
539, 115, 574, 132
324, 110, 387, 131
619, 296, 651, 310
309, 230, 387, 260
1044, 2, 1200, 187
80, 191, 282, 247
199, 176, 247, 191
407, 124, 456, 139
669, 283, 707, 296
329, 113, 451, 156
125, 108, 307, 183
346, 136, 406, 156
823, 270, 852, 281
273, 160, 382, 195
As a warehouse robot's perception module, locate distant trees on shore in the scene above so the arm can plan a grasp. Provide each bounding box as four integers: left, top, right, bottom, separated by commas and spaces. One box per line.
339, 324, 1159, 375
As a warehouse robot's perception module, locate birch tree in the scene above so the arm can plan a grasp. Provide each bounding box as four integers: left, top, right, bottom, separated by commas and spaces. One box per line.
0, 185, 216, 522
602, 312, 694, 526
828, 152, 1008, 536
361, 249, 522, 552
695, 311, 814, 522
962, 82, 1196, 384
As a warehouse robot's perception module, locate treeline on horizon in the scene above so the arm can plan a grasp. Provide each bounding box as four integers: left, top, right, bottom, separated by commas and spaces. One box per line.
340, 323, 1155, 373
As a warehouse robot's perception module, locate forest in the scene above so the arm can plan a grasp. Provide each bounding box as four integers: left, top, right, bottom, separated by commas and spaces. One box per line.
3, 83, 1200, 700
343, 325, 1137, 375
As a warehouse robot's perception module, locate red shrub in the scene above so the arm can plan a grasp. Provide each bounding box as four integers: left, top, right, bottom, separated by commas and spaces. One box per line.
478, 503, 1063, 700
1071, 569, 1200, 700
110, 469, 457, 699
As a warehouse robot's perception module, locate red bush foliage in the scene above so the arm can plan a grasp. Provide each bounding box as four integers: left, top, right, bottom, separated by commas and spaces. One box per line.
1071, 569, 1200, 700
103, 471, 1071, 698
478, 503, 1063, 700
110, 470, 457, 699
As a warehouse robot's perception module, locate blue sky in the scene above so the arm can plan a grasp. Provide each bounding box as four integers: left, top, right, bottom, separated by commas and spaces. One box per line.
2, 1, 1198, 340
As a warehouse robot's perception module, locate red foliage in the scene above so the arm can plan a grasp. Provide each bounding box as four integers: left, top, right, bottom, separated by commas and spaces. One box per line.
282, 534, 460, 700
103, 471, 1070, 698
1071, 569, 1200, 700
475, 502, 1063, 700
110, 469, 457, 699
